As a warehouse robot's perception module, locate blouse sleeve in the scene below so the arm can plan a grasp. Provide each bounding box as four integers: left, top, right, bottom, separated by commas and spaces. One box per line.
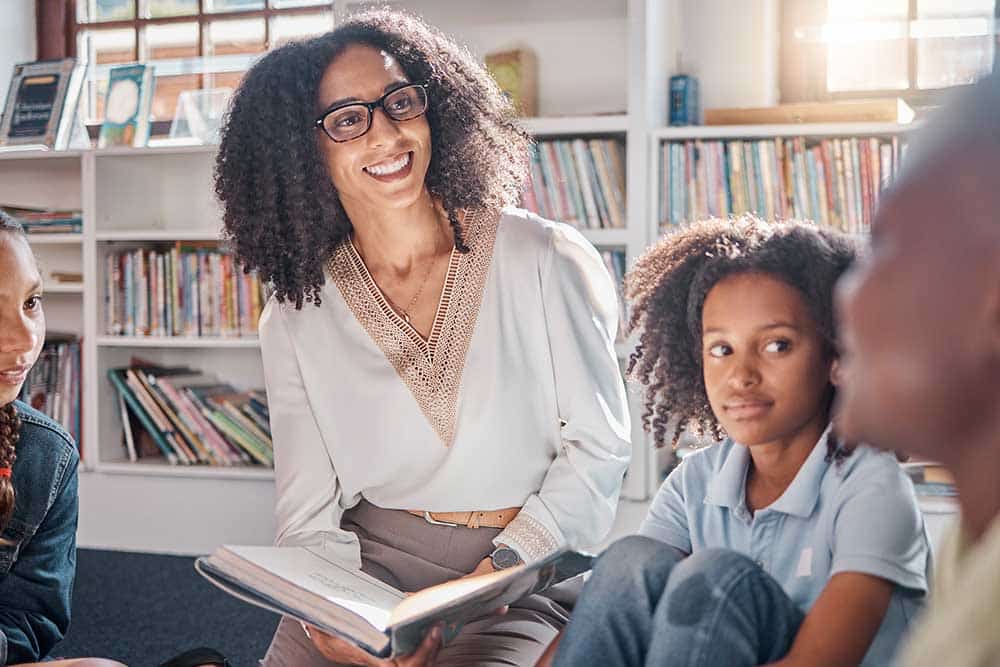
493, 224, 632, 562
259, 298, 361, 567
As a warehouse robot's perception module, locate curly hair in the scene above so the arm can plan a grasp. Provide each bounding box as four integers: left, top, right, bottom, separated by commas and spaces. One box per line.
626, 215, 858, 455
215, 8, 531, 309
0, 211, 26, 529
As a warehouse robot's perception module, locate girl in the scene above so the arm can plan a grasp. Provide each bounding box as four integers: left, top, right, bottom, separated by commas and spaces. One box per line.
0, 213, 122, 666
215, 9, 630, 666
547, 216, 929, 667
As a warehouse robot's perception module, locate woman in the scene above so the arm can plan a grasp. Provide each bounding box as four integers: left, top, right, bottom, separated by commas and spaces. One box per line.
215, 9, 631, 666
543, 218, 928, 667
0, 213, 124, 667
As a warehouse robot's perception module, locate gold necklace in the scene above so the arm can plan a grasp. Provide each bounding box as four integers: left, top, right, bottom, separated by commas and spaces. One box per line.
369, 230, 446, 325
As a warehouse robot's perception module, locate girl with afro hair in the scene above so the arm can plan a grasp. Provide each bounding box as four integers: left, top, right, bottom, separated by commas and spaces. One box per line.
215, 9, 631, 666
546, 216, 930, 667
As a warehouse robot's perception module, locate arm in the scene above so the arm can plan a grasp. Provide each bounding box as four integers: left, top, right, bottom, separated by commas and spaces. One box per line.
493, 225, 631, 562
259, 299, 360, 566
764, 572, 893, 667
637, 459, 693, 554
0, 460, 77, 664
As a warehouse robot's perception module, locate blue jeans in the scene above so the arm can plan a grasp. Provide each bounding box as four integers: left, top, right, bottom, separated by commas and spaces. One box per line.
554, 536, 805, 667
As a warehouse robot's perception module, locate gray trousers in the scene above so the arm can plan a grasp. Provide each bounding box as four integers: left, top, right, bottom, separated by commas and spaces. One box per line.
261, 500, 568, 666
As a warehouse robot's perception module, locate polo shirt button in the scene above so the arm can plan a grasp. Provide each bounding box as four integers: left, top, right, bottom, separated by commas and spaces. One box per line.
755, 560, 764, 569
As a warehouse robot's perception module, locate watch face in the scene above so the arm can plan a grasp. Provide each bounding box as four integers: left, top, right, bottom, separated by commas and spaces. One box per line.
491, 547, 520, 570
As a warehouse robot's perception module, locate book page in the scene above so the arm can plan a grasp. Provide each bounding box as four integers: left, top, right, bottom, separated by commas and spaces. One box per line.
215, 545, 404, 630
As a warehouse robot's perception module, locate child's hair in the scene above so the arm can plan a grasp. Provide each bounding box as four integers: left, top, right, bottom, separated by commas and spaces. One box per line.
626, 215, 858, 452
0, 211, 25, 529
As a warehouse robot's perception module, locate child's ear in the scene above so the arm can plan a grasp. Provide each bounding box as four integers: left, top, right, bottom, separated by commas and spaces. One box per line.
829, 358, 842, 387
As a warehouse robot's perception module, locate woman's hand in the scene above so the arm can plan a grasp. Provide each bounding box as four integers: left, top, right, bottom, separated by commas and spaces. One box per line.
303, 623, 441, 666
465, 556, 497, 578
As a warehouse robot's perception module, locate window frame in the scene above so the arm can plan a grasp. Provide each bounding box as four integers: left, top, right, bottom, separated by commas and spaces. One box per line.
780, 0, 1000, 104
37, 0, 335, 135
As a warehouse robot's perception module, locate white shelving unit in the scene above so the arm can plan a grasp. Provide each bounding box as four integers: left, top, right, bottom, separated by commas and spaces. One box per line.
3, 0, 680, 554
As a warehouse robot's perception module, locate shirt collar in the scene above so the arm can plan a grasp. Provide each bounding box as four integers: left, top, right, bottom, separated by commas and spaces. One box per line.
704, 423, 834, 519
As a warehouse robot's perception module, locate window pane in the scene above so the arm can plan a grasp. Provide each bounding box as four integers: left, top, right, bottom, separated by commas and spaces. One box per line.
828, 0, 907, 20
153, 74, 201, 121
269, 0, 333, 7
270, 11, 334, 47
204, 0, 265, 12
918, 0, 994, 16
827, 38, 910, 91
143, 21, 199, 60
77, 0, 135, 23
205, 18, 266, 91
917, 35, 994, 88
79, 27, 136, 64
145, 0, 197, 18
206, 18, 266, 56
78, 28, 136, 122
825, 0, 909, 92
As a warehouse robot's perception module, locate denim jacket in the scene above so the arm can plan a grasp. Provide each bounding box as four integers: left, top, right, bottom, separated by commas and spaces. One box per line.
0, 401, 79, 665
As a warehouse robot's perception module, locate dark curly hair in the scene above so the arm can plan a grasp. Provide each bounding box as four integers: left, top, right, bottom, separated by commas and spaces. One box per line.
626, 215, 858, 457
215, 8, 531, 309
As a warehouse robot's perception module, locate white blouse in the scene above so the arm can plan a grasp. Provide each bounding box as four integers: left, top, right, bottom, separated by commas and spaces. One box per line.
258, 207, 631, 566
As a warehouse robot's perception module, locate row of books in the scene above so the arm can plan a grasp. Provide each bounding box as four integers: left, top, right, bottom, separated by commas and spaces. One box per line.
522, 139, 627, 229
600, 249, 628, 340
659, 136, 903, 234
104, 244, 265, 338
1, 204, 83, 234
107, 362, 273, 467
17, 334, 81, 448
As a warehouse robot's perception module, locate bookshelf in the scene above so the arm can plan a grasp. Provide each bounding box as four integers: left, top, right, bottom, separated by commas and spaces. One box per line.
649, 122, 915, 241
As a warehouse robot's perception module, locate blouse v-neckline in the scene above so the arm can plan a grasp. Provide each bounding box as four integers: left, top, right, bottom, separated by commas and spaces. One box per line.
327, 209, 499, 446
345, 236, 458, 356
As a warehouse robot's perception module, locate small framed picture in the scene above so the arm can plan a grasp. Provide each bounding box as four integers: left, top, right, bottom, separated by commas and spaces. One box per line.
0, 59, 86, 151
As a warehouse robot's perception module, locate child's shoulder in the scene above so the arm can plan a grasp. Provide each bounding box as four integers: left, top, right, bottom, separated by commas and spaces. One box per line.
671, 440, 738, 482
13, 400, 79, 465
838, 444, 907, 481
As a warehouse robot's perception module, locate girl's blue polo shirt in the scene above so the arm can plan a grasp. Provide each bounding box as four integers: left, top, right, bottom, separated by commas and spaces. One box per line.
639, 427, 930, 667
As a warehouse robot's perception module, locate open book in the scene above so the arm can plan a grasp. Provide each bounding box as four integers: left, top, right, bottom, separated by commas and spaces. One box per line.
195, 545, 592, 657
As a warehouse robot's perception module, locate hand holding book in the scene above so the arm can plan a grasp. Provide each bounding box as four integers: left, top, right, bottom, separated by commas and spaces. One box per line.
304, 623, 442, 667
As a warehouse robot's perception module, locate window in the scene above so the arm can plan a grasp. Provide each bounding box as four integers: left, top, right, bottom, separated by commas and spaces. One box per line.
71, 0, 334, 125
781, 0, 997, 102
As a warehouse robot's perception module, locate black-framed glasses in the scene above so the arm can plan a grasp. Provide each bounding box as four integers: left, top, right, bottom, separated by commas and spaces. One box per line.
314, 83, 429, 143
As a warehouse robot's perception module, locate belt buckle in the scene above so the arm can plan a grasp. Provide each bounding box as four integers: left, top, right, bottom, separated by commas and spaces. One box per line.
422, 511, 459, 527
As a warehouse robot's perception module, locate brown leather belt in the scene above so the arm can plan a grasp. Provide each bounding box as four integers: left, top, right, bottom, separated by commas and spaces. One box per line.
407, 507, 520, 529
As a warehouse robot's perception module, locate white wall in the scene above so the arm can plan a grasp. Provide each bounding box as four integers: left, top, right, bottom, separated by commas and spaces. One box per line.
0, 0, 36, 107
680, 0, 779, 110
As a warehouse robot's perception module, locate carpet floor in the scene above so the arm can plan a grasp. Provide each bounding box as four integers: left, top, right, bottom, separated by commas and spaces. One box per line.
56, 548, 280, 667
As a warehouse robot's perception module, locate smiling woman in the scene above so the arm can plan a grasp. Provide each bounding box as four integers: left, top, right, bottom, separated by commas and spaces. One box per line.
215, 8, 631, 667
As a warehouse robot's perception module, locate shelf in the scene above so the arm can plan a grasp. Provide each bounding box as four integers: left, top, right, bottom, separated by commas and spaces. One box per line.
97, 230, 222, 242
652, 122, 915, 141
519, 115, 629, 136
580, 228, 631, 246
94, 143, 218, 157
93, 460, 274, 480
25, 234, 84, 244
45, 282, 84, 294
0, 148, 85, 161
96, 336, 260, 348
